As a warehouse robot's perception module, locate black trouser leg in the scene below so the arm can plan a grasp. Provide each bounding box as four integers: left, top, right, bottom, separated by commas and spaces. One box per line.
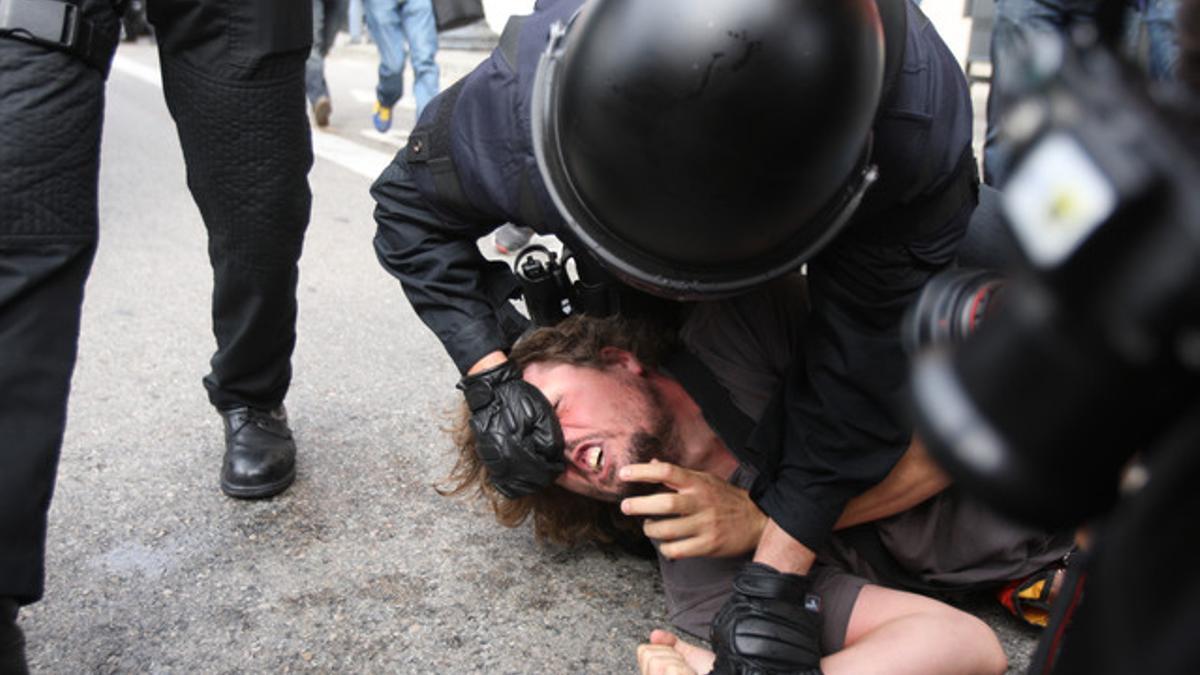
0, 35, 106, 604
148, 0, 314, 411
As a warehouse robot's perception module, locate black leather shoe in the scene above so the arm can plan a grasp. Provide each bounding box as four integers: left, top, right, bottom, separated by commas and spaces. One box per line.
219, 406, 296, 499
0, 597, 29, 675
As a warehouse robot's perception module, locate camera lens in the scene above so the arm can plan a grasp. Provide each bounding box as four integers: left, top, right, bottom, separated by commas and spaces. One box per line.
903, 268, 1005, 354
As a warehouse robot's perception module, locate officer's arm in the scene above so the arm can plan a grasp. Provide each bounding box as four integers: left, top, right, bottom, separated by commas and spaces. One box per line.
753, 438, 950, 571
371, 152, 528, 375
834, 436, 949, 529
751, 214, 967, 565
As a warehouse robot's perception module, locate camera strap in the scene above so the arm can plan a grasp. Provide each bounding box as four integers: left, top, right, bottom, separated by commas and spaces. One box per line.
0, 0, 117, 76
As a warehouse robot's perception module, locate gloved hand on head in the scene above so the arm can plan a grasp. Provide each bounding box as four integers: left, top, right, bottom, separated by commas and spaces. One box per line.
458, 361, 565, 498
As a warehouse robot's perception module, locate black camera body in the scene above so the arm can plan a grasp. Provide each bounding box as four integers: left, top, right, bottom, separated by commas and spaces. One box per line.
911, 23, 1200, 529
910, 8, 1200, 673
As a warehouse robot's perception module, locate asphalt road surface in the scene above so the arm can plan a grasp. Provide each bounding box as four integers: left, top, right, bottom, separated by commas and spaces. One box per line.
18, 35, 1040, 674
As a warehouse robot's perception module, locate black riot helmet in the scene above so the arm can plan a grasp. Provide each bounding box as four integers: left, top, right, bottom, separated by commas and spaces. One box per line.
532, 0, 886, 299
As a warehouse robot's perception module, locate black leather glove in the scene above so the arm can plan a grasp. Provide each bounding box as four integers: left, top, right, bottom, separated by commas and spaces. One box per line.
710, 562, 824, 675
458, 361, 565, 498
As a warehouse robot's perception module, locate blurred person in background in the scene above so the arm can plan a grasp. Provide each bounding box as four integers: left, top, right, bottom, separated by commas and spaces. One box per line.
348, 0, 369, 44
1125, 0, 1181, 79
309, 0, 350, 127
364, 0, 439, 133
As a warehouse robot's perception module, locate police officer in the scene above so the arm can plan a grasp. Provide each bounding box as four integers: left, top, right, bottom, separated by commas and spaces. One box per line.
371, 0, 976, 671
1, 1, 312, 668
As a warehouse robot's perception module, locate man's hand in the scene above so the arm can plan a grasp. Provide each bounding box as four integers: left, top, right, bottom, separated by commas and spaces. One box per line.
710, 563, 823, 675
637, 629, 715, 675
457, 360, 564, 498
619, 461, 767, 559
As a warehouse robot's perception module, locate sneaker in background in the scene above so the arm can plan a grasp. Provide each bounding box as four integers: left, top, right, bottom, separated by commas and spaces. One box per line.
372, 101, 392, 133
313, 96, 332, 128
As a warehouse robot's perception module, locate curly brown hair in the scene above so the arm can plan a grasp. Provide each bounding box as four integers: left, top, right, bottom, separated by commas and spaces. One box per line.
439, 313, 678, 548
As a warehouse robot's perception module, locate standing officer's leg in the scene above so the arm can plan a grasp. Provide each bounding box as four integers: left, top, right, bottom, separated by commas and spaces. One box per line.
146, 0, 313, 499
0, 0, 118, 667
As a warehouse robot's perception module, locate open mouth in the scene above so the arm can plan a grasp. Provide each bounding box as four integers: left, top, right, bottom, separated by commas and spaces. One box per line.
585, 445, 604, 472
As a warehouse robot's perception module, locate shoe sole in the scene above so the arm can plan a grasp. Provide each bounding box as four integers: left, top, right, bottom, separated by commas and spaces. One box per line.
220, 468, 296, 500
314, 98, 332, 128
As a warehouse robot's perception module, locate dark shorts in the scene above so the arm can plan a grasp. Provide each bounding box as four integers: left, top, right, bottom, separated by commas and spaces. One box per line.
809, 564, 870, 652
659, 552, 867, 654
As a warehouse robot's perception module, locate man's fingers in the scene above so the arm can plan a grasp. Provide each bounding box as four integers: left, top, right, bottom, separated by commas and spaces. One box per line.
643, 512, 705, 543
637, 644, 696, 675
620, 461, 692, 488
671, 635, 718, 674
658, 536, 712, 560
622, 491, 695, 517
649, 629, 679, 646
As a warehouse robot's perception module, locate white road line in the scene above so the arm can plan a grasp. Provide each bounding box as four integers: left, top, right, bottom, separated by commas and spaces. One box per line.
352, 88, 415, 110
311, 130, 396, 180
110, 54, 395, 180
359, 128, 409, 149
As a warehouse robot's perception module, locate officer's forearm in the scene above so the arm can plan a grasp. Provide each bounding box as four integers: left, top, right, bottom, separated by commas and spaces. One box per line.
752, 519, 817, 575
834, 436, 950, 530
467, 351, 508, 375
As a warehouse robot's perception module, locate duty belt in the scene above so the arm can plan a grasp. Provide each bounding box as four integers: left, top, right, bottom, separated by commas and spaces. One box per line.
0, 0, 117, 75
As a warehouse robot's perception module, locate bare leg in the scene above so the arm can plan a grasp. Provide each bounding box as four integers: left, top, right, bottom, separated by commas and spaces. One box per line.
827, 585, 1007, 675
639, 585, 1007, 675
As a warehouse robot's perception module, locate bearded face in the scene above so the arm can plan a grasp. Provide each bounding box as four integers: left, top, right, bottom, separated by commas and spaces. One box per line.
522, 358, 681, 502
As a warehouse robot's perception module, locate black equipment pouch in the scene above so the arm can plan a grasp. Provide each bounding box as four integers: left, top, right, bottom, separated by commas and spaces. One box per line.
568, 248, 623, 317
512, 242, 675, 327
515, 245, 574, 326
0, 0, 117, 75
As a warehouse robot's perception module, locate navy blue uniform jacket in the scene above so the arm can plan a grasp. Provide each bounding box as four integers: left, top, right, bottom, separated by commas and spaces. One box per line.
371, 0, 976, 551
